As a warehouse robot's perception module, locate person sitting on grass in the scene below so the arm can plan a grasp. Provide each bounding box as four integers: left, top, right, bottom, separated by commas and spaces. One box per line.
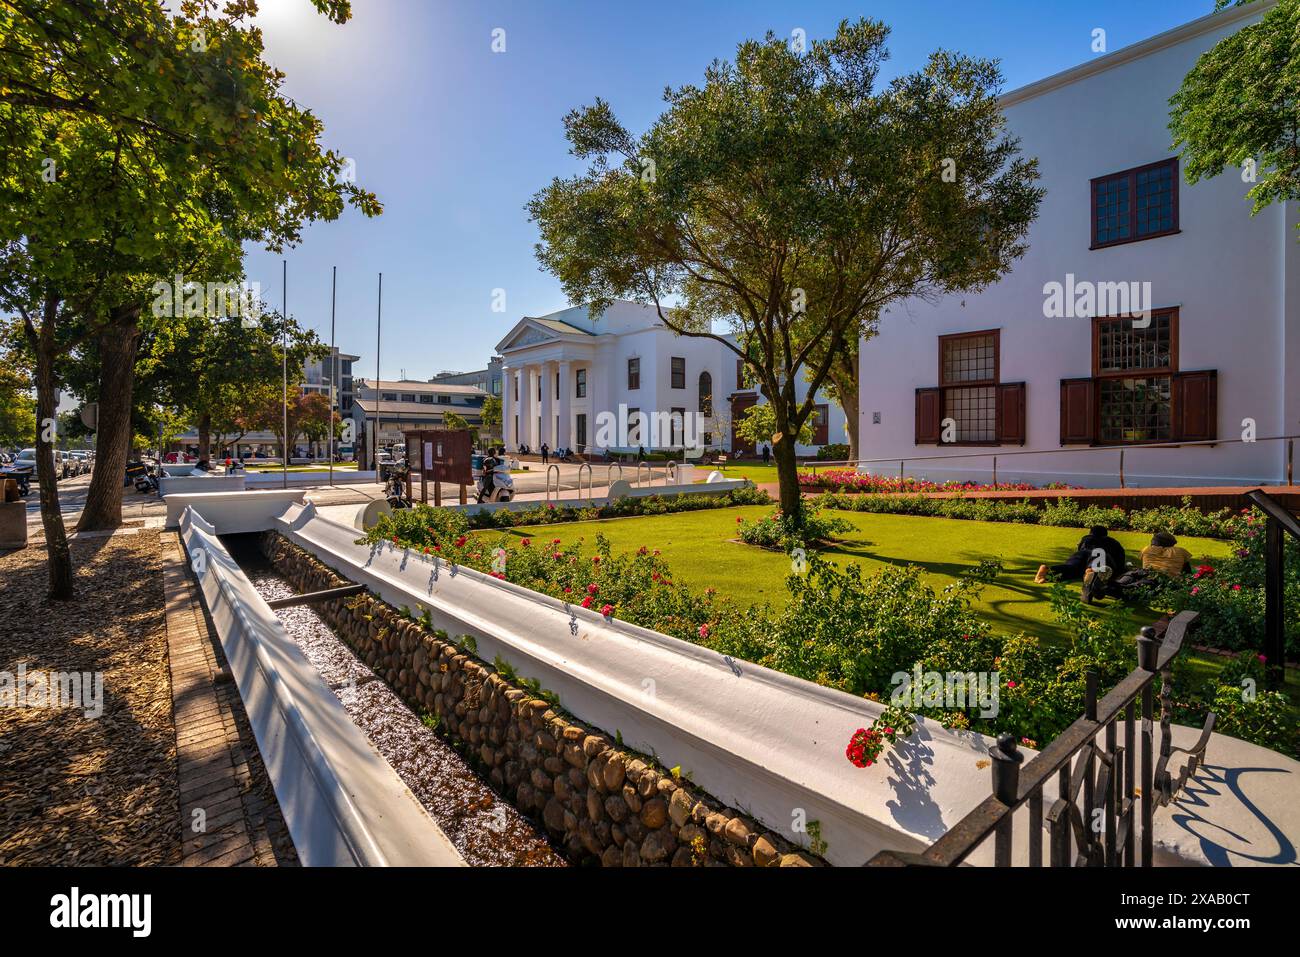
1139, 531, 1193, 577
1035, 525, 1127, 601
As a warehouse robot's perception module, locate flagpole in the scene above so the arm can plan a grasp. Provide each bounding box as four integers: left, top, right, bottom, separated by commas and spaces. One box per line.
374, 272, 383, 475
282, 258, 288, 490
328, 265, 337, 487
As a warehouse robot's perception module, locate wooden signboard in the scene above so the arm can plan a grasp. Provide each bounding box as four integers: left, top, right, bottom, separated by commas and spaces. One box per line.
403, 429, 473, 505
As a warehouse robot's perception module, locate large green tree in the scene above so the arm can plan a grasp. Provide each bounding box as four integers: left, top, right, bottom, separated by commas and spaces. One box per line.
0, 349, 34, 447
528, 19, 1042, 520
0, 0, 377, 596
1169, 0, 1300, 236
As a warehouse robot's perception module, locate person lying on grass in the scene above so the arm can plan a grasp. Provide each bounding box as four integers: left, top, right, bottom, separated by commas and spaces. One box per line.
1033, 525, 1131, 603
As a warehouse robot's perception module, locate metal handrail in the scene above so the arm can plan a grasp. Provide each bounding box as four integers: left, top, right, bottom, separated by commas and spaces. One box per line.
866, 611, 1207, 868
635, 460, 651, 489
665, 461, 678, 486
577, 463, 593, 503
606, 462, 623, 488
803, 433, 1299, 487
544, 464, 560, 505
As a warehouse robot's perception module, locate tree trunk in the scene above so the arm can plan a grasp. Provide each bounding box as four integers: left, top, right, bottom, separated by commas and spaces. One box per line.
773, 431, 803, 523
33, 295, 75, 599
197, 411, 211, 462
77, 306, 141, 532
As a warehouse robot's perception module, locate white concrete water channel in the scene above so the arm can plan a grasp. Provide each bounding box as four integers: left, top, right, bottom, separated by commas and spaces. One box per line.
227, 535, 564, 867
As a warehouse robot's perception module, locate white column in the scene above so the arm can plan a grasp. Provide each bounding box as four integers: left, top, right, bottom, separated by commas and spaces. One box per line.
539, 360, 554, 449
500, 364, 513, 450
518, 364, 534, 450
556, 360, 572, 450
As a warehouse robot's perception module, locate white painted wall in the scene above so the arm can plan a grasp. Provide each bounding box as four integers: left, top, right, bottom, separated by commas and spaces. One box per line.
858, 5, 1294, 487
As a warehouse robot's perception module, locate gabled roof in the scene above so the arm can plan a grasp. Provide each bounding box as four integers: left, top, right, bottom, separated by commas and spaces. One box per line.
496, 315, 598, 354
999, 0, 1274, 108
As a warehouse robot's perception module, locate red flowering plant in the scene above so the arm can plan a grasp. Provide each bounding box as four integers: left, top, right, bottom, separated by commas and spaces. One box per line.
845, 704, 916, 769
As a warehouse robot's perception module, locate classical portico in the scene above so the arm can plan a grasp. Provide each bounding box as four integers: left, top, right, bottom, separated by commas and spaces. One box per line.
497, 317, 597, 453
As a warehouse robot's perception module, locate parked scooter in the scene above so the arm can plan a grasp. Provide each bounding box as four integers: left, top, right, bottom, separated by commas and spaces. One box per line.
125, 460, 167, 494
472, 452, 515, 503
0, 463, 31, 496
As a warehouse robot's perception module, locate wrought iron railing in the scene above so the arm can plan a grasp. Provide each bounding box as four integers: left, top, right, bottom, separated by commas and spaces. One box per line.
866, 610, 1213, 867
1246, 488, 1299, 689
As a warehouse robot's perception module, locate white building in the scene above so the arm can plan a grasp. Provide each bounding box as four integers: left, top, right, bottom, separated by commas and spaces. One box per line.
351, 379, 487, 456
495, 301, 846, 457
859, 1, 1299, 488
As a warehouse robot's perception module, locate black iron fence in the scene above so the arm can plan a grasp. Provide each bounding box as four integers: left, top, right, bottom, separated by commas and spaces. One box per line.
866, 610, 1214, 867
1247, 489, 1299, 689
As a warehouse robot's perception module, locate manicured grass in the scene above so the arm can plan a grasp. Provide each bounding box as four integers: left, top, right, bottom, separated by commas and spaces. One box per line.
696, 462, 817, 484
477, 505, 1300, 714
483, 507, 1231, 642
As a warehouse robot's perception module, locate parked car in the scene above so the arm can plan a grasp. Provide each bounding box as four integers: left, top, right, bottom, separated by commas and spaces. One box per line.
71, 451, 92, 474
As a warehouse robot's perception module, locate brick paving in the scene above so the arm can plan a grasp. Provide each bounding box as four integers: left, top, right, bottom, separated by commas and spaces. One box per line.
161, 532, 298, 867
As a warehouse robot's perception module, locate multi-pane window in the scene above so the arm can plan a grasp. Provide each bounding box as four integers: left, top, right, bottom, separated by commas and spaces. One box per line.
1091, 159, 1178, 248
698, 371, 712, 415
576, 368, 587, 398
671, 357, 685, 389
628, 357, 640, 390
939, 331, 999, 443
1095, 311, 1175, 443
627, 408, 642, 444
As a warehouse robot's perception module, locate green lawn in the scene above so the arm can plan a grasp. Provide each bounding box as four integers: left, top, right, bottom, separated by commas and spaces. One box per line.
476, 505, 1300, 714
483, 507, 1232, 644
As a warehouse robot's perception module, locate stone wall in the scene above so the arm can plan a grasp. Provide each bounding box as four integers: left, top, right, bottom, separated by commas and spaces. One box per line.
262, 532, 823, 867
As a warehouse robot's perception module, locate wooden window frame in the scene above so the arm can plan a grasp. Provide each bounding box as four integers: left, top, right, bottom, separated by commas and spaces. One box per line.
1090, 158, 1180, 250
1089, 308, 1179, 446
936, 329, 1002, 447
627, 357, 640, 391
670, 356, 686, 390
575, 368, 587, 398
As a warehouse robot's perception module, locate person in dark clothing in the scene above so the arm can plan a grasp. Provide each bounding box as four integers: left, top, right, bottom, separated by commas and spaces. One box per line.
1035, 525, 1127, 592
761, 444, 771, 464
540, 443, 549, 465
477, 447, 500, 503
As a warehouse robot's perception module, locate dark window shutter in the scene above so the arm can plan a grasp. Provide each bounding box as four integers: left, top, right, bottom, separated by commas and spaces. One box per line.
1060, 378, 1095, 445
1172, 370, 1217, 442
996, 382, 1026, 446
915, 388, 941, 444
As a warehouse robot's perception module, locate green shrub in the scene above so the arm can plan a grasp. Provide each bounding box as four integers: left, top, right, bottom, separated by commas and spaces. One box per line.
735, 506, 850, 551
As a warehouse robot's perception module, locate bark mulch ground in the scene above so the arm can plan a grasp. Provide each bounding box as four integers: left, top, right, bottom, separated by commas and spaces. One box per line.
0, 531, 180, 865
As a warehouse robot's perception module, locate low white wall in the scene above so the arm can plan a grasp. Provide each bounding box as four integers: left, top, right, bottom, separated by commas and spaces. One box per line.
178, 505, 463, 867
165, 489, 306, 531
245, 469, 377, 487
447, 478, 751, 518
159, 474, 245, 498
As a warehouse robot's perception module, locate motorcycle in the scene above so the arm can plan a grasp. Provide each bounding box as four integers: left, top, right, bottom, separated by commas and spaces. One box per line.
126, 460, 167, 494
384, 465, 410, 509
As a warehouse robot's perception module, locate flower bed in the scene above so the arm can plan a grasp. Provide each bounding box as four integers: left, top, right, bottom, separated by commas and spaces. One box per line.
799, 470, 1062, 494
360, 514, 1297, 759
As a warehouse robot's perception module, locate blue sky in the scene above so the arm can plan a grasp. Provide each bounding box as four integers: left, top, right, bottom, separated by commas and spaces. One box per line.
243, 0, 1221, 380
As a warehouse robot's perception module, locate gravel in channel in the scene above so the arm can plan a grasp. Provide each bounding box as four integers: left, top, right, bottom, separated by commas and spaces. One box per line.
247, 568, 565, 867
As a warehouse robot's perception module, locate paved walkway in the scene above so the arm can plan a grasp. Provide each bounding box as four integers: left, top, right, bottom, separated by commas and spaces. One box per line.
161, 532, 297, 866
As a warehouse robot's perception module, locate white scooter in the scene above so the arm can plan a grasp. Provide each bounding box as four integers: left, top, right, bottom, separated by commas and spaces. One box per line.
473, 458, 515, 503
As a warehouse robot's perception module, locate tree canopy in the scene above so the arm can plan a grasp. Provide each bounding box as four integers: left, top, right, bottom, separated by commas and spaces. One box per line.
529, 18, 1042, 517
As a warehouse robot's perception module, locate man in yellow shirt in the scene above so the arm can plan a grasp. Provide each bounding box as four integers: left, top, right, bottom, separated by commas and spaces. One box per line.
1139, 532, 1193, 577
